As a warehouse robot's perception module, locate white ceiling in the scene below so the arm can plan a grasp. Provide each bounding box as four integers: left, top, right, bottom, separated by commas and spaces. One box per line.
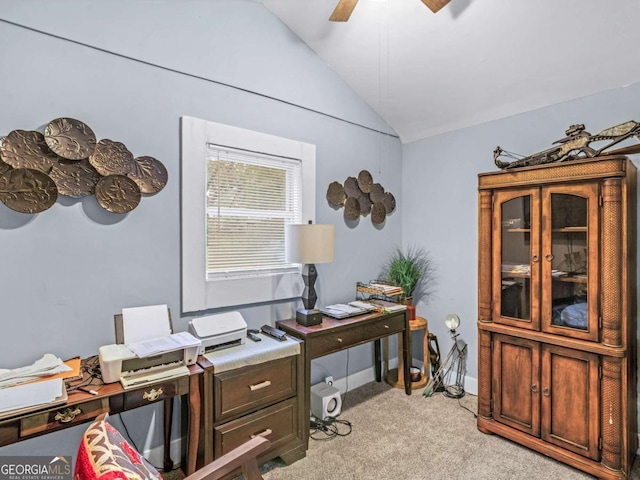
261, 0, 640, 143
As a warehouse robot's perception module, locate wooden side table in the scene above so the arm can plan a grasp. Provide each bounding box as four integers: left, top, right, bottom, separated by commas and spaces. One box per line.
384, 316, 429, 390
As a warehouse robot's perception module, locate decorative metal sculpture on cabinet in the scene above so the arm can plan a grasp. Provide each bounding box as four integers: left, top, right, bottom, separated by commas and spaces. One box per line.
494, 120, 640, 170
0, 117, 167, 214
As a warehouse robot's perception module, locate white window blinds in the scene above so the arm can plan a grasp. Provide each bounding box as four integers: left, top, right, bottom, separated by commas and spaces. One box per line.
206, 145, 302, 279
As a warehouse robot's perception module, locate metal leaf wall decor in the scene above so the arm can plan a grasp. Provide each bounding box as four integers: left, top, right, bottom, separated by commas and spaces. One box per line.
327, 170, 396, 224
0, 117, 168, 214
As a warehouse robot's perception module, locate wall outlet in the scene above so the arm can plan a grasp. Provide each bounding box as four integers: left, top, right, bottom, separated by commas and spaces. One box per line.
324, 376, 334, 386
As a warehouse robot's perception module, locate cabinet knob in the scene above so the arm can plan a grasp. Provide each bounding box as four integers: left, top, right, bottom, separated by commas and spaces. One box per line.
531, 254, 539, 263
543, 387, 550, 397
545, 254, 554, 262
249, 380, 271, 391
143, 387, 164, 402
55, 407, 82, 423
251, 428, 272, 439
531, 384, 538, 393
337, 338, 343, 343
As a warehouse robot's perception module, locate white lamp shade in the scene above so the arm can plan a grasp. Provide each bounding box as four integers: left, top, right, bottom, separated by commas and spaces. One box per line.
285, 224, 335, 264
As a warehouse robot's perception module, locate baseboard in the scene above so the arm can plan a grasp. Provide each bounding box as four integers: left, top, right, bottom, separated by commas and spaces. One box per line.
332, 358, 479, 398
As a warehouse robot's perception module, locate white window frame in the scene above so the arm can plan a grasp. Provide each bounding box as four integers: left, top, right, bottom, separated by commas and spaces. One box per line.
181, 116, 316, 312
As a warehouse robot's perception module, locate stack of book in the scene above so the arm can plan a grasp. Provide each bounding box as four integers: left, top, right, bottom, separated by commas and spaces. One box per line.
356, 281, 403, 298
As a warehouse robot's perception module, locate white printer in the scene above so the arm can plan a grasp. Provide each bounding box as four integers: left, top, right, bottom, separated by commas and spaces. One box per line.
99, 304, 201, 389
188, 311, 247, 354
99, 335, 200, 389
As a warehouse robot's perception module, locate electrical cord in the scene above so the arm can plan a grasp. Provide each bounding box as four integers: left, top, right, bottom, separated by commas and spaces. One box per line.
118, 412, 165, 471
457, 395, 478, 418
66, 356, 103, 393
431, 390, 478, 418
309, 415, 352, 440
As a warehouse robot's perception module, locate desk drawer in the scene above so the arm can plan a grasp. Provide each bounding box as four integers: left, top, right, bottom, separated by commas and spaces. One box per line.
214, 398, 298, 457
21, 398, 109, 437
124, 382, 177, 409
367, 314, 405, 339
310, 326, 363, 357
214, 357, 296, 423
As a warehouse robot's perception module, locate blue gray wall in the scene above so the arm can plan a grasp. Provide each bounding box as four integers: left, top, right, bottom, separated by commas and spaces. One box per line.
0, 0, 402, 459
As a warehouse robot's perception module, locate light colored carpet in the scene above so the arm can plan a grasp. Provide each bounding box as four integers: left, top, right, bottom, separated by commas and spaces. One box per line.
260, 381, 640, 480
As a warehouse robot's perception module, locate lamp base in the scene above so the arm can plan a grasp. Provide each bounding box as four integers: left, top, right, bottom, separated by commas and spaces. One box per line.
296, 308, 323, 327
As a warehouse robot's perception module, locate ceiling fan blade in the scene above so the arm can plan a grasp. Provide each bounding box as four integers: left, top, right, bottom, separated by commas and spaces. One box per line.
420, 0, 450, 13
329, 0, 359, 22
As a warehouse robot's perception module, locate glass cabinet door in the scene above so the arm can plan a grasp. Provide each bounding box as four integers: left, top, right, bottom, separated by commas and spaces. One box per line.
541, 184, 599, 341
493, 189, 540, 330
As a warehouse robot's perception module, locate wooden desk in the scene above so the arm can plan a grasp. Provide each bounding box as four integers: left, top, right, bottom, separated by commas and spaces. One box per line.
277, 307, 411, 447
0, 357, 202, 475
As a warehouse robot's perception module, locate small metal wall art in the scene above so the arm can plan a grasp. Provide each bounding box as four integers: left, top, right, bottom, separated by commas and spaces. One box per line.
0, 117, 167, 214
327, 169, 396, 225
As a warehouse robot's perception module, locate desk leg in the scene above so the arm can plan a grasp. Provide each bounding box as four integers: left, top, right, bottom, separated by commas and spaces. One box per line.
402, 329, 412, 395
374, 339, 382, 382
187, 372, 200, 475
303, 349, 311, 449
163, 398, 174, 472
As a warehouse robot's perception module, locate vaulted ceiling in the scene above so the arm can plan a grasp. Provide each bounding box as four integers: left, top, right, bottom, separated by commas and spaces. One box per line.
261, 0, 640, 143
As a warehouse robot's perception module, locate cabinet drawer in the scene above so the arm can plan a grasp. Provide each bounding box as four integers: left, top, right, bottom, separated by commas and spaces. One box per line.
124, 382, 177, 409
214, 398, 298, 457
214, 357, 296, 423
310, 326, 363, 357
21, 398, 109, 437
366, 314, 404, 339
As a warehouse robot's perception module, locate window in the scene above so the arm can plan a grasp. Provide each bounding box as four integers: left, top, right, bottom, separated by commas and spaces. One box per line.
181, 116, 316, 312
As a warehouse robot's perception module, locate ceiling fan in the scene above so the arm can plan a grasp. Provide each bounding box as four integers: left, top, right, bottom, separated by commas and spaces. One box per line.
330, 0, 449, 21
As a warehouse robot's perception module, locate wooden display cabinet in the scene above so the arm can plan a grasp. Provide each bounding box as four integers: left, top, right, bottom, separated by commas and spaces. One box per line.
477, 156, 637, 479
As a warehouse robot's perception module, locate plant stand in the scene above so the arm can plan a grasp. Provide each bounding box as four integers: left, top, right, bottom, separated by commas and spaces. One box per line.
383, 316, 429, 390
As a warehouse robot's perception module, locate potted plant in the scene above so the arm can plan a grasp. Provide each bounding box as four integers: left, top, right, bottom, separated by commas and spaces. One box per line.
379, 245, 436, 319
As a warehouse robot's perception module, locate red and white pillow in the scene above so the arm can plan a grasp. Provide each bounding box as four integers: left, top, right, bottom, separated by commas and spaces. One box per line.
73, 413, 163, 480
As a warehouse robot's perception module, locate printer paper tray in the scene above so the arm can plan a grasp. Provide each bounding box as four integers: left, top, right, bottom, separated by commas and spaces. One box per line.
120, 365, 189, 389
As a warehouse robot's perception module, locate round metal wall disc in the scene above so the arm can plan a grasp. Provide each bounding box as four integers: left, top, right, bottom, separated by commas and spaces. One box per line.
0, 167, 58, 213
44, 117, 97, 160
326, 181, 346, 206
95, 174, 141, 213
49, 159, 101, 197
358, 193, 372, 215
0, 158, 12, 176
0, 130, 58, 173
344, 196, 360, 220
371, 201, 386, 224
127, 156, 168, 194
383, 192, 396, 213
89, 139, 134, 176
343, 176, 362, 198
357, 170, 373, 193
369, 183, 385, 203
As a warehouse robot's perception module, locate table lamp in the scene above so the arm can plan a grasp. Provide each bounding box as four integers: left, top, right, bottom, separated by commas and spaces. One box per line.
285, 222, 335, 326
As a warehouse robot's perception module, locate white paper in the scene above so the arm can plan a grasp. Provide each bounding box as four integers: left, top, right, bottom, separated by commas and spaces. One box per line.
324, 304, 365, 314
0, 378, 64, 413
128, 332, 201, 358
122, 304, 172, 344
0, 354, 71, 389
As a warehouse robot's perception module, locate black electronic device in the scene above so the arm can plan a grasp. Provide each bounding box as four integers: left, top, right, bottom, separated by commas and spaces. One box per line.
247, 329, 261, 342
296, 308, 323, 326
261, 324, 287, 341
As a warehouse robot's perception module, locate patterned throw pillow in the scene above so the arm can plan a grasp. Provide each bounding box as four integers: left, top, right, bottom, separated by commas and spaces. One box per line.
73, 413, 163, 480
